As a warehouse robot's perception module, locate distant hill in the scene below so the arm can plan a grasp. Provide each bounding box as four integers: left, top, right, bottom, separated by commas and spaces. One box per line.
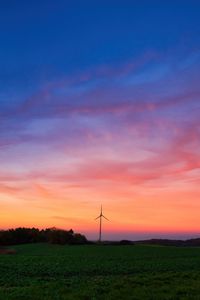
135, 238, 200, 247
92, 238, 200, 247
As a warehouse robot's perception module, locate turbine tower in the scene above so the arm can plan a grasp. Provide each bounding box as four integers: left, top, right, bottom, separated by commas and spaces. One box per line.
95, 205, 109, 242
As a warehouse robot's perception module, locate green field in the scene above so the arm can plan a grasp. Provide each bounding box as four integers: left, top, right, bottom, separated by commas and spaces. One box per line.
1, 243, 200, 299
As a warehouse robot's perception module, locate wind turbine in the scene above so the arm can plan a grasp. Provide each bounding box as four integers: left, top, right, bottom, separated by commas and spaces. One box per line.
95, 205, 109, 242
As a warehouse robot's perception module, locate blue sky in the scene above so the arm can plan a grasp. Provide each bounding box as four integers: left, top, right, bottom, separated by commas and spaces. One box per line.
1, 1, 200, 81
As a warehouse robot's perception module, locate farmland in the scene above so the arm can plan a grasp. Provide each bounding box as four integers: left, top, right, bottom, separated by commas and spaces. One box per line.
1, 244, 200, 299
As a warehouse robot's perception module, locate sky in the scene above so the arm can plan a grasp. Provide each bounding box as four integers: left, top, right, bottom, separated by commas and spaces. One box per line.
0, 1, 200, 240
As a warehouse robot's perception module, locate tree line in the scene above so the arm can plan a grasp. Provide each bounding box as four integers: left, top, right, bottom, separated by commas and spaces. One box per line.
0, 227, 88, 246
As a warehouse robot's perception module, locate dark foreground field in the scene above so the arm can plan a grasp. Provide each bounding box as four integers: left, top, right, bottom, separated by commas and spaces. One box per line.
1, 244, 200, 299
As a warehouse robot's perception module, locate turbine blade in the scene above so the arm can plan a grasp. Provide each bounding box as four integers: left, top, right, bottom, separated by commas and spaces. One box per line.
95, 215, 100, 220
102, 215, 109, 221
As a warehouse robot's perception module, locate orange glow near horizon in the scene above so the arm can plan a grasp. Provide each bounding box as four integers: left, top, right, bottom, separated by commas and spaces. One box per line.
1, 168, 200, 240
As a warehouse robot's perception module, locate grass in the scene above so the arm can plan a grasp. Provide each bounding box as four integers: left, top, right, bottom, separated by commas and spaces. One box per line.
1, 243, 200, 299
